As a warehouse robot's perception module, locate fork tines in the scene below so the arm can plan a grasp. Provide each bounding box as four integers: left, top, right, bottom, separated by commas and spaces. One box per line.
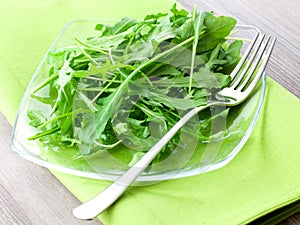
230, 32, 276, 93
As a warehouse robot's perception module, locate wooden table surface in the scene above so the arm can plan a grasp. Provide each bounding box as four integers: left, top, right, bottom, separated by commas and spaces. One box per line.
0, 0, 299, 224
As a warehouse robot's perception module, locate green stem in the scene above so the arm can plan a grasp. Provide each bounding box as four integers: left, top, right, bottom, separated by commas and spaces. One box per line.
83, 76, 122, 83
37, 112, 73, 129
95, 140, 122, 148
225, 36, 252, 42
189, 8, 203, 93
27, 127, 60, 140
108, 48, 116, 65
91, 76, 118, 103
73, 37, 110, 55
134, 102, 157, 118
79, 87, 116, 92
77, 91, 98, 112
74, 37, 100, 65
31, 73, 58, 94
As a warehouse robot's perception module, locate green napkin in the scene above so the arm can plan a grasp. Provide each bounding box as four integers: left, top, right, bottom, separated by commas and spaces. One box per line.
1, 0, 300, 224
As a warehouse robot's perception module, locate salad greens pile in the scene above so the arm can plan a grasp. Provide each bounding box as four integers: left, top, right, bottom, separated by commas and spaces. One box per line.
27, 4, 243, 164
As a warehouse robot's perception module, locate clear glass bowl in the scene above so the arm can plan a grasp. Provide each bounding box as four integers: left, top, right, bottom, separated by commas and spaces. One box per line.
11, 19, 265, 182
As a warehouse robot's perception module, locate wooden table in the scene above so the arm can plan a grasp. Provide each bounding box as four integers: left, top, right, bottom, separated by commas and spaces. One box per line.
0, 0, 299, 224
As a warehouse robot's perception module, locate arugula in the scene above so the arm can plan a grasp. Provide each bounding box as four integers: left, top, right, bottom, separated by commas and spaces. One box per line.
28, 4, 243, 164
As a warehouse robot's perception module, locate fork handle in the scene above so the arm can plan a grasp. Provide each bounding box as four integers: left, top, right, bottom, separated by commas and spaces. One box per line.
73, 103, 214, 220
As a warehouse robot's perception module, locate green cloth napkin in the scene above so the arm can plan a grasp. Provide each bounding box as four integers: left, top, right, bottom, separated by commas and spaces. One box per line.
1, 0, 300, 224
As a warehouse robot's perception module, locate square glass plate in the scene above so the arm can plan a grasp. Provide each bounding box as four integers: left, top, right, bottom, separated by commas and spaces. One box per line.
11, 19, 265, 182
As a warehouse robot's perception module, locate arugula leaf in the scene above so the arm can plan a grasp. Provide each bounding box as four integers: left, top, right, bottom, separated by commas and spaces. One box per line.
147, 15, 178, 43
96, 17, 138, 36
197, 15, 236, 52
193, 67, 231, 89
222, 40, 243, 73
27, 110, 47, 128
170, 3, 189, 26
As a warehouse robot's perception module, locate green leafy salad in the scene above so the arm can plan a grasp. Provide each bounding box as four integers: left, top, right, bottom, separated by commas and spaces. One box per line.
27, 4, 243, 164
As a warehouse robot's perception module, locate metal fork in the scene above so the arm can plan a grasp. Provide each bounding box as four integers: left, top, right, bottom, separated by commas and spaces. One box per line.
73, 33, 276, 220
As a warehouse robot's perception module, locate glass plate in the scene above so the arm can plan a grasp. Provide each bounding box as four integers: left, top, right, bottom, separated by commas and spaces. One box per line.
11, 19, 265, 182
